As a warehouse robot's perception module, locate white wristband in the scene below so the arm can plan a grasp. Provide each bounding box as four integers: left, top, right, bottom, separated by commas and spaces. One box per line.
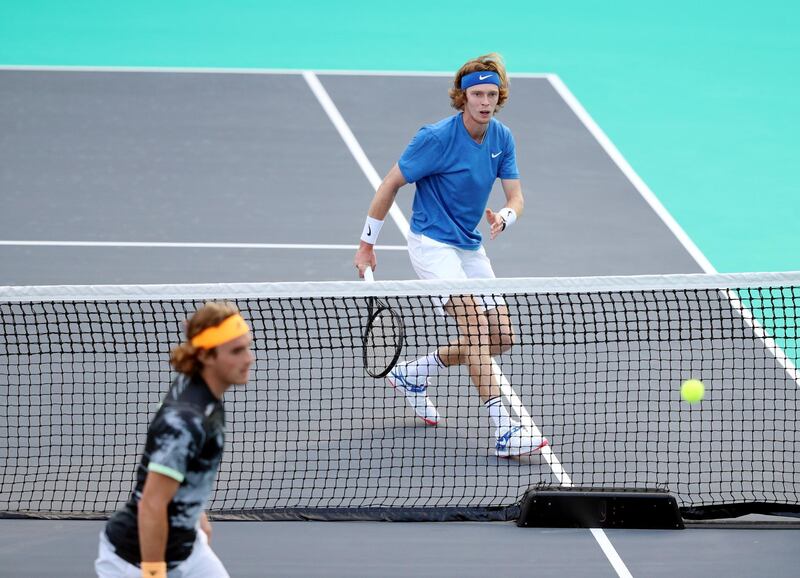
498, 207, 517, 230
361, 216, 384, 244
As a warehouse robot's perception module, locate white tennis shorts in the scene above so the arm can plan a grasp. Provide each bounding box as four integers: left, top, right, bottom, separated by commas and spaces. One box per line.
407, 231, 505, 312
95, 528, 229, 578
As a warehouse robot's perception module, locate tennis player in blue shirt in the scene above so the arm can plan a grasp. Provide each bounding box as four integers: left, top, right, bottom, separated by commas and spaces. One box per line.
354, 53, 548, 457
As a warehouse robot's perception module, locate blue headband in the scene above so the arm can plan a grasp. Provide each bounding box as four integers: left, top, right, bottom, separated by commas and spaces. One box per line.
460, 70, 501, 90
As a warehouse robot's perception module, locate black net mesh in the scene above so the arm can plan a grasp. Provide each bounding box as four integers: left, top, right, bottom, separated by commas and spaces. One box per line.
1, 275, 798, 519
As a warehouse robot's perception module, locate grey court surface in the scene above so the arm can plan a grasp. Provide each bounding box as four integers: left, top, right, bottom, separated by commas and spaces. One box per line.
0, 70, 698, 284
1, 69, 798, 577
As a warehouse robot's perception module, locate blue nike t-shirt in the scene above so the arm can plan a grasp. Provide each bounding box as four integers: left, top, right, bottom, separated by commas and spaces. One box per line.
398, 113, 520, 250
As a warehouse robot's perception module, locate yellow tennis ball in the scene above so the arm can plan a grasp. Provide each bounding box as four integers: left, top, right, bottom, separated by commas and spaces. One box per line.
681, 379, 705, 403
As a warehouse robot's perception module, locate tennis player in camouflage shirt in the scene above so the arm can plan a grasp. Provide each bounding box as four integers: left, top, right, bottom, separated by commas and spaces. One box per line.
96, 302, 253, 578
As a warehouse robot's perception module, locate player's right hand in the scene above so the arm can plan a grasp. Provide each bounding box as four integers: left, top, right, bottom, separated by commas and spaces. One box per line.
354, 242, 377, 278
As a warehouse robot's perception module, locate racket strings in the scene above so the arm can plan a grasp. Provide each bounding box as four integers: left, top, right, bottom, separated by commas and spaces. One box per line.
364, 306, 404, 378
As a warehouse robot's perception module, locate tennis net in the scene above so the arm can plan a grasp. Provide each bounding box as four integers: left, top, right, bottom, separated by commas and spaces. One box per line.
1, 272, 798, 521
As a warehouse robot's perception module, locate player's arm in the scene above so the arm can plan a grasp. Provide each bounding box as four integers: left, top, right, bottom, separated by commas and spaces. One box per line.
138, 471, 180, 577
485, 178, 524, 240
354, 163, 407, 277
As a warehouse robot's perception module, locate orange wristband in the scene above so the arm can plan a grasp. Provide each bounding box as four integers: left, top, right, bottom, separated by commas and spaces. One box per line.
141, 561, 167, 578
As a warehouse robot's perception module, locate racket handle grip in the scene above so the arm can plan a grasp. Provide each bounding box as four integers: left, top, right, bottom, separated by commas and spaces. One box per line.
363, 266, 375, 283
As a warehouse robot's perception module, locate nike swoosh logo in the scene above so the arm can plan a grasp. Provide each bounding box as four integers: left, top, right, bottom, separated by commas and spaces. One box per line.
491, 151, 502, 158
479, 74, 493, 80
367, 225, 372, 235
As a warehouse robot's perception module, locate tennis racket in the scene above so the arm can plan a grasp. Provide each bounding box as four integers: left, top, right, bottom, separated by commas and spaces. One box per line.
362, 266, 405, 378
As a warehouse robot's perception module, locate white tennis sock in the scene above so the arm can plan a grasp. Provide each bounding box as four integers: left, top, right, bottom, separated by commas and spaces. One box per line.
403, 351, 445, 383
484, 397, 513, 430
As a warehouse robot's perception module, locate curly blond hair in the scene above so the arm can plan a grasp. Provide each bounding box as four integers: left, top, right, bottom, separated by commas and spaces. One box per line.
169, 302, 240, 375
449, 52, 509, 112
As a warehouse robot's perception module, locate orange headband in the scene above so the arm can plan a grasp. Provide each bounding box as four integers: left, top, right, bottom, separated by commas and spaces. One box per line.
190, 314, 250, 349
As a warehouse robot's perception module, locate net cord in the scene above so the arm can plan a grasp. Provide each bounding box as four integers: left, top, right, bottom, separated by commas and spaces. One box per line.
3, 271, 800, 302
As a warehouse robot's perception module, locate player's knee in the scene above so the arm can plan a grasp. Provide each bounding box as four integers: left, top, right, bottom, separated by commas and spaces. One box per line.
465, 314, 490, 345
462, 324, 491, 361
494, 326, 515, 353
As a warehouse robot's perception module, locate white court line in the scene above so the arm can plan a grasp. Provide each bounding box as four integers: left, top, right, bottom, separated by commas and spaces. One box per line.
546, 74, 715, 274
549, 70, 797, 572
547, 73, 800, 391
591, 529, 634, 578
493, 360, 572, 486
0, 240, 407, 250
725, 289, 799, 383
302, 70, 409, 237
305, 69, 632, 578
493, 360, 632, 577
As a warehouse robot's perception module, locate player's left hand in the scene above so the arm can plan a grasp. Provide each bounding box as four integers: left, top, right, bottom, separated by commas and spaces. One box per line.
485, 208, 506, 240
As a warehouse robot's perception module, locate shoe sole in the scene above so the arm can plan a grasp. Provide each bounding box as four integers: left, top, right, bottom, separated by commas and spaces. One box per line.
496, 438, 549, 458
387, 375, 440, 426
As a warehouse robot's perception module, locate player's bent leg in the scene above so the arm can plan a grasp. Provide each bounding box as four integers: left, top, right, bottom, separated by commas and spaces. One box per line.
444, 295, 498, 401
439, 303, 514, 364
485, 305, 514, 355
460, 244, 512, 355
442, 297, 549, 455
